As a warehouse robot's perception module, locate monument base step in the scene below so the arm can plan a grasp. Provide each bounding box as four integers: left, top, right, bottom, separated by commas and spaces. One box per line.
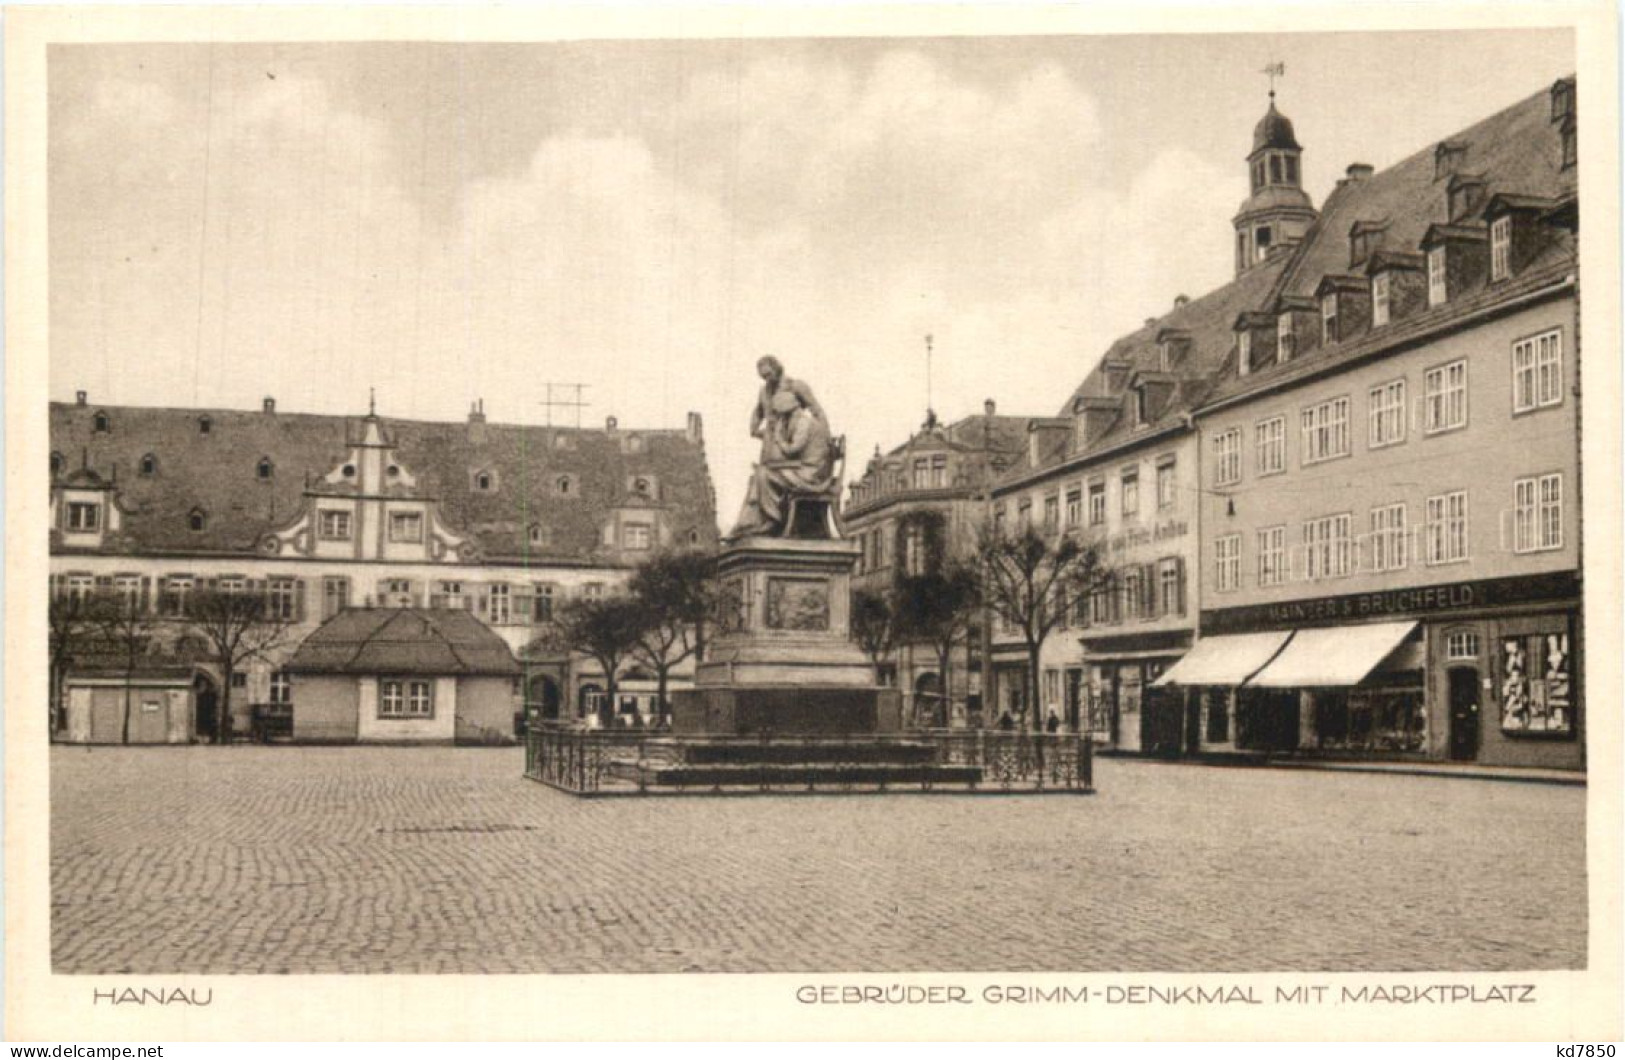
608, 760, 984, 789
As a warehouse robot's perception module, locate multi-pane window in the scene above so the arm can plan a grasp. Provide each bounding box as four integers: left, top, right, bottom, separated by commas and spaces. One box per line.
1302, 514, 1352, 580
162, 575, 195, 615
1371, 272, 1391, 326
1256, 526, 1286, 587
1065, 487, 1083, 527
1321, 295, 1338, 345
1120, 471, 1139, 516
1156, 460, 1176, 509
1427, 246, 1447, 306
903, 524, 928, 575
389, 511, 423, 543
1090, 584, 1113, 625
1215, 534, 1241, 593
1213, 429, 1242, 486
1445, 631, 1480, 660
1121, 567, 1144, 621
1087, 482, 1106, 526
912, 458, 930, 489
1490, 216, 1511, 280
322, 576, 349, 619
219, 576, 247, 595
379, 678, 433, 719
533, 583, 555, 623
267, 579, 297, 620
1512, 330, 1563, 413
66, 574, 94, 602
1369, 504, 1408, 572
930, 455, 948, 488
269, 672, 292, 706
1017, 499, 1032, 528
1157, 559, 1183, 615
1424, 360, 1468, 433
113, 575, 142, 612
1300, 398, 1350, 464
1426, 491, 1469, 565
1043, 494, 1060, 533
489, 583, 512, 624
623, 523, 652, 550
1277, 314, 1295, 361
1368, 380, 1407, 448
1514, 474, 1563, 553
1255, 417, 1286, 475
66, 502, 101, 532
1237, 330, 1252, 375
318, 509, 352, 540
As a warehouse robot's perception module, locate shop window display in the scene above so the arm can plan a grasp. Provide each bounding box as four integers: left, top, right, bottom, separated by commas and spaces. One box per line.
1312, 681, 1426, 753
1500, 631, 1573, 734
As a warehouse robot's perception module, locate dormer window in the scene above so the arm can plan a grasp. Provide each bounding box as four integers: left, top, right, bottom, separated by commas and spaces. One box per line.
1427, 246, 1448, 307
1551, 77, 1575, 123
1447, 178, 1486, 223
1371, 273, 1391, 327
198, 416, 212, 436
1237, 331, 1252, 376
555, 474, 575, 497
473, 470, 494, 492
139, 453, 158, 477
630, 475, 655, 499
1434, 141, 1469, 182
1490, 216, 1512, 281
1321, 295, 1338, 345
188, 508, 208, 532
67, 501, 101, 532
1133, 388, 1148, 427
257, 457, 274, 480
528, 524, 547, 546
1561, 116, 1577, 170
1349, 222, 1388, 267
92, 412, 110, 433
1276, 314, 1295, 361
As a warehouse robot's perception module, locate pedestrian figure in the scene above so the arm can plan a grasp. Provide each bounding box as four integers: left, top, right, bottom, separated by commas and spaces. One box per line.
997, 710, 1015, 732
1046, 709, 1061, 734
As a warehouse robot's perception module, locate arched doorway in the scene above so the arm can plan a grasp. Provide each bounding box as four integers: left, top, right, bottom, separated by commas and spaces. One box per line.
193, 671, 219, 744
914, 671, 944, 728
527, 674, 562, 720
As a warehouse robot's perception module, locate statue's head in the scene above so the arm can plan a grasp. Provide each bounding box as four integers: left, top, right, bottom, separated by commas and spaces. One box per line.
756, 356, 784, 384
769, 389, 802, 416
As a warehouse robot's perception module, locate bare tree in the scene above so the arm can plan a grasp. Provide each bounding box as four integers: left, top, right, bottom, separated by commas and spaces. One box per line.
86, 589, 153, 746
850, 585, 900, 685
48, 588, 99, 737
976, 521, 1112, 735
894, 560, 981, 727
186, 587, 294, 744
545, 594, 646, 725
628, 550, 718, 663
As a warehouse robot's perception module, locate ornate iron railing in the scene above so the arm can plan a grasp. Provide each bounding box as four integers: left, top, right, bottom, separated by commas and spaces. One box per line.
523, 724, 1093, 796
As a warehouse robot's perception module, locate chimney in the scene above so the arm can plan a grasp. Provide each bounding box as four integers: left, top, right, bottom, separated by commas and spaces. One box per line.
984, 398, 997, 417
1173, 294, 1190, 309
686, 411, 703, 443
263, 396, 276, 414
468, 400, 487, 445
75, 390, 87, 406
605, 415, 618, 432
1346, 163, 1374, 182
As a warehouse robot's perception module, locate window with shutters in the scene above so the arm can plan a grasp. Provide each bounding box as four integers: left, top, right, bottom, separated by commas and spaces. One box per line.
267, 579, 297, 621
1426, 491, 1469, 565
1256, 526, 1286, 586
1512, 329, 1563, 413
1369, 504, 1408, 572
322, 576, 349, 619
489, 583, 512, 624
1255, 417, 1286, 475
1215, 534, 1241, 593
1368, 380, 1407, 448
1424, 360, 1468, 433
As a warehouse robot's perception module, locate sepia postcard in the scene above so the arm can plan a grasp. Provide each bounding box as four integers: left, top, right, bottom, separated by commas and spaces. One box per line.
5, 2, 1621, 1043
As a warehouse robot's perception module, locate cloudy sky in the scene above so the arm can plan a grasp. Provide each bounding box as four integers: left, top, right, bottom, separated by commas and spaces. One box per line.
50, 30, 1573, 525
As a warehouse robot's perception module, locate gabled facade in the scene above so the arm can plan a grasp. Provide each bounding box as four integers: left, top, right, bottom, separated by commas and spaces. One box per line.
48, 396, 720, 741
841, 404, 1030, 724
1177, 78, 1582, 771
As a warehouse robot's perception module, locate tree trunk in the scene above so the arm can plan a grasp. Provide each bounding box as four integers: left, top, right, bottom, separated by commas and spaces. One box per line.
121, 660, 134, 745
1027, 641, 1045, 773
655, 665, 669, 718
218, 666, 234, 745
936, 640, 953, 728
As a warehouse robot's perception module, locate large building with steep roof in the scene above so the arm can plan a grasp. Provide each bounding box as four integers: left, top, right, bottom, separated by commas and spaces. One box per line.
48, 395, 719, 742
1163, 77, 1581, 771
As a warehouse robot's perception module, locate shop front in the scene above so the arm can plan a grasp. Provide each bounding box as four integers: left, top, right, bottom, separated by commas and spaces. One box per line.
1079, 631, 1192, 754
1193, 572, 1583, 771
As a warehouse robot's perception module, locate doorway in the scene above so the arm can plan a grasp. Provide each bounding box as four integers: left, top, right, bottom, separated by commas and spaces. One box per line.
1448, 667, 1480, 761
527, 674, 562, 720
193, 672, 219, 744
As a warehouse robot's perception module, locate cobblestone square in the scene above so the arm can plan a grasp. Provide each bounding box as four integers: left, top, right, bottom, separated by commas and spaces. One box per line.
50, 746, 1585, 974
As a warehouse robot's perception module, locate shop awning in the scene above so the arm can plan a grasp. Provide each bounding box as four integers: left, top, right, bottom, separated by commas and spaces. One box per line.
1151, 631, 1293, 687
1245, 621, 1420, 688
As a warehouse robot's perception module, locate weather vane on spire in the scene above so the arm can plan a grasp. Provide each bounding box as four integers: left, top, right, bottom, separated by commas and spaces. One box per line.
1262, 60, 1286, 100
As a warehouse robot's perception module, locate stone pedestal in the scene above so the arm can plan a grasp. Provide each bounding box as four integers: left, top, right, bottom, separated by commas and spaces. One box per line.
672, 535, 900, 735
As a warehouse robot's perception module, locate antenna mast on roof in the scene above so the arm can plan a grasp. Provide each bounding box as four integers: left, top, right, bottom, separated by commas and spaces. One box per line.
542, 382, 591, 429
